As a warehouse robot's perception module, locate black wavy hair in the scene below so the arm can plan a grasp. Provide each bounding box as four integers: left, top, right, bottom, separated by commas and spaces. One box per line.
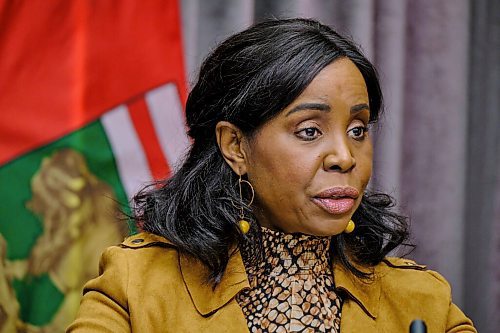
134, 18, 410, 283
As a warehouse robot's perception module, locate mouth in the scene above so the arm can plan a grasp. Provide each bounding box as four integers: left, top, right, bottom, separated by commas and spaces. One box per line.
312, 186, 359, 215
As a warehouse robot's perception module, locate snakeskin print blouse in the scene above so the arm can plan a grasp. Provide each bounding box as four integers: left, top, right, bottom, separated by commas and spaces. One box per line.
236, 227, 343, 333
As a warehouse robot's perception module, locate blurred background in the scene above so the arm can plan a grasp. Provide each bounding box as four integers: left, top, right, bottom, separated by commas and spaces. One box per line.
0, 0, 498, 332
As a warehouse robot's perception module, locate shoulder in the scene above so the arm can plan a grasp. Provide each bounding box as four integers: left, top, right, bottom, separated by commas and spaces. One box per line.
85, 232, 182, 297
373, 258, 477, 331
120, 231, 176, 249
344, 258, 476, 331
96, 232, 179, 275
376, 257, 451, 301
112, 231, 177, 254
379, 257, 449, 285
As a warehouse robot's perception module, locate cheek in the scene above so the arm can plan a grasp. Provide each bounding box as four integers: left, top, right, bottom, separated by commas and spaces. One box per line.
356, 142, 373, 186
246, 138, 317, 198
250, 148, 305, 186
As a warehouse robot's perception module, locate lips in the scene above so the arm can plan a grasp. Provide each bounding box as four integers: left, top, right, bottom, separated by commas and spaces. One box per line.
312, 186, 359, 215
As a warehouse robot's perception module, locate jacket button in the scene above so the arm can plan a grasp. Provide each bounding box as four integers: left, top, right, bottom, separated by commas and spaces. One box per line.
131, 238, 144, 244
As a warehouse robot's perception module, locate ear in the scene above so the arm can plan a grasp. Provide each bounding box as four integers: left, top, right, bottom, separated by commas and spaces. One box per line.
215, 121, 248, 175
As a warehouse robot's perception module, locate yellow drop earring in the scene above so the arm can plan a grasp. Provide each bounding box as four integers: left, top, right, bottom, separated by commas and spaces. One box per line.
237, 174, 254, 234
344, 219, 355, 234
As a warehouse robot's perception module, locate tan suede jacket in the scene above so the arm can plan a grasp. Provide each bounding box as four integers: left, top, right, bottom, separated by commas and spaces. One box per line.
67, 232, 476, 332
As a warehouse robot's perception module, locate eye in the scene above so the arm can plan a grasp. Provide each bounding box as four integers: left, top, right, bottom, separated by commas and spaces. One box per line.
295, 127, 322, 141
347, 126, 368, 140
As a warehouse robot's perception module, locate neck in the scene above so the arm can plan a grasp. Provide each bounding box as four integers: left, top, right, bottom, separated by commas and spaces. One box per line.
241, 226, 333, 278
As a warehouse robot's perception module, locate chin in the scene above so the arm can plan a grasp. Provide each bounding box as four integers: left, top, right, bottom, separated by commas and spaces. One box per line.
303, 222, 347, 237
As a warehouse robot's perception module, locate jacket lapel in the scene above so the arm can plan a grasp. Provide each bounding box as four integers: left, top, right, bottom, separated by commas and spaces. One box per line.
333, 262, 380, 332
180, 248, 250, 316
333, 261, 380, 319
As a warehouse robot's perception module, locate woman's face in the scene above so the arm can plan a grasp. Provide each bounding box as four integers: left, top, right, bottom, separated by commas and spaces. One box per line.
244, 58, 373, 236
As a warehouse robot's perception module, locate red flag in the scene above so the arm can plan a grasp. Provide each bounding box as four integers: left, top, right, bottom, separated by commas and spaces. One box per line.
0, 1, 188, 331
0, 0, 187, 166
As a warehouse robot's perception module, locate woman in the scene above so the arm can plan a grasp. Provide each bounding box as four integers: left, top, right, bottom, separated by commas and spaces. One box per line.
67, 18, 476, 332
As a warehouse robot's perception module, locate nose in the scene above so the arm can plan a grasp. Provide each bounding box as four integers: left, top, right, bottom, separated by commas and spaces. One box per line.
323, 137, 356, 172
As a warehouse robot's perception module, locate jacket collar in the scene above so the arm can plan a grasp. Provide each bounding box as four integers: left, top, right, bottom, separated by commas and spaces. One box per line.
332, 261, 380, 319
180, 248, 250, 316
180, 243, 381, 319
126, 232, 379, 318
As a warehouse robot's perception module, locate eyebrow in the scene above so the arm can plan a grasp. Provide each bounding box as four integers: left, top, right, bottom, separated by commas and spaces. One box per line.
351, 103, 370, 113
285, 102, 370, 116
285, 103, 331, 116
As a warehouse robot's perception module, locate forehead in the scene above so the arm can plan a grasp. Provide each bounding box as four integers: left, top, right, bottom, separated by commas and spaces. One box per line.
293, 58, 368, 105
